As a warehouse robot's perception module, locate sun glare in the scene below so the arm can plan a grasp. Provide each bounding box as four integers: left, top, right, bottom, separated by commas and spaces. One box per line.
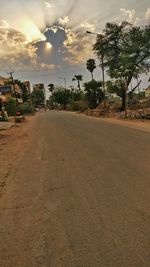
21, 20, 45, 42
46, 42, 52, 49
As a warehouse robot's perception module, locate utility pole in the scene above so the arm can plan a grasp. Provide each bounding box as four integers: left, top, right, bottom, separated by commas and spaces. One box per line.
7, 71, 18, 104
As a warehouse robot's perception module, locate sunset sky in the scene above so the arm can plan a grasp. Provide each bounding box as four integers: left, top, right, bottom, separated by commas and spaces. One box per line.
0, 0, 150, 93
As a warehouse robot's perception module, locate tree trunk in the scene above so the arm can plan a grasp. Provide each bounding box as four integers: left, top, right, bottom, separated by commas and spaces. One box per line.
78, 81, 81, 90
120, 88, 126, 111
63, 104, 66, 110
124, 80, 128, 118
91, 72, 94, 80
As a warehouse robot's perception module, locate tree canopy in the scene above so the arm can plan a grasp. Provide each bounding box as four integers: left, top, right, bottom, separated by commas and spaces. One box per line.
72, 75, 83, 90
48, 83, 55, 93
86, 59, 96, 80
31, 90, 44, 107
94, 22, 150, 85
49, 86, 84, 110
84, 80, 104, 109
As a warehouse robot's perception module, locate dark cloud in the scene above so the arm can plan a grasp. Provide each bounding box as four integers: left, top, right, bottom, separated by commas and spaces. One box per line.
44, 27, 66, 50
32, 26, 73, 67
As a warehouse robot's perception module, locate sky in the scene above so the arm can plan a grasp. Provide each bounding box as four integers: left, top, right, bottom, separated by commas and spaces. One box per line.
0, 0, 150, 96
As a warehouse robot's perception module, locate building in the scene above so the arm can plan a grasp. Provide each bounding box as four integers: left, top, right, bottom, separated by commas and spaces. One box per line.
0, 76, 23, 100
0, 85, 12, 95
23, 81, 31, 94
0, 76, 11, 86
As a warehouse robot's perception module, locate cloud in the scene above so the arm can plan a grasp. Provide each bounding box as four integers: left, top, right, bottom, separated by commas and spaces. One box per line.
0, 22, 56, 71
80, 22, 96, 33
120, 8, 140, 24
0, 20, 9, 28
45, 1, 55, 9
44, 27, 66, 50
32, 24, 94, 67
0, 45, 56, 72
63, 29, 94, 65
58, 16, 70, 26
145, 8, 150, 20
0, 23, 28, 57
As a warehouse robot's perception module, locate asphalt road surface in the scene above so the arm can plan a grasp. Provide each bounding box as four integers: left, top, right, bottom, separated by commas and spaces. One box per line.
0, 111, 150, 267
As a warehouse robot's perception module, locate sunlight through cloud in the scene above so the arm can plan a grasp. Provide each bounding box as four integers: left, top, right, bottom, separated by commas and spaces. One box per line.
20, 20, 46, 42
46, 42, 52, 49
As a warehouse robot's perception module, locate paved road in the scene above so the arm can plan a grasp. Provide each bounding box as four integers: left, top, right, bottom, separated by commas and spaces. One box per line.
0, 111, 150, 267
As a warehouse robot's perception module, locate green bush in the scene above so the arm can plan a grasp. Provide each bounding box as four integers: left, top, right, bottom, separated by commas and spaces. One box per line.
18, 103, 35, 115
5, 98, 17, 116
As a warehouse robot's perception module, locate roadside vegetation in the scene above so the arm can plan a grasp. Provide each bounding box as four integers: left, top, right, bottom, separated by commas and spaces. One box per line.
48, 21, 150, 119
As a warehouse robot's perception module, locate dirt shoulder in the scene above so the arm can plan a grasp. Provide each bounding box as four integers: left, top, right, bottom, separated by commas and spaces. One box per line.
0, 115, 35, 190
80, 112, 150, 133
99, 117, 150, 133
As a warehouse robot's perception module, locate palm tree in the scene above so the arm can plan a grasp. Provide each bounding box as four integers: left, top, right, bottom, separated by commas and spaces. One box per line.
48, 83, 54, 93
72, 75, 83, 90
86, 59, 96, 80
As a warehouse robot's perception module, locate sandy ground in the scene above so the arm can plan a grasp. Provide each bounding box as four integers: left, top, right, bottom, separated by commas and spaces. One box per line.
99, 117, 150, 133
81, 113, 150, 133
0, 111, 150, 267
0, 115, 35, 190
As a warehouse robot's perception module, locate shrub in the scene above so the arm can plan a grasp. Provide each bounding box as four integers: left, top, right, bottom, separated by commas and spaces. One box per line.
5, 98, 17, 116
70, 100, 88, 111
18, 103, 35, 115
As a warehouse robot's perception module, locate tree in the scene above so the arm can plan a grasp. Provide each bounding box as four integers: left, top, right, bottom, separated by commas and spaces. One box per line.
70, 87, 84, 102
93, 21, 150, 115
106, 79, 142, 110
5, 98, 17, 116
72, 75, 83, 90
31, 90, 44, 107
86, 59, 96, 80
106, 80, 126, 110
84, 80, 104, 109
53, 87, 71, 110
48, 83, 55, 93
15, 80, 29, 102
